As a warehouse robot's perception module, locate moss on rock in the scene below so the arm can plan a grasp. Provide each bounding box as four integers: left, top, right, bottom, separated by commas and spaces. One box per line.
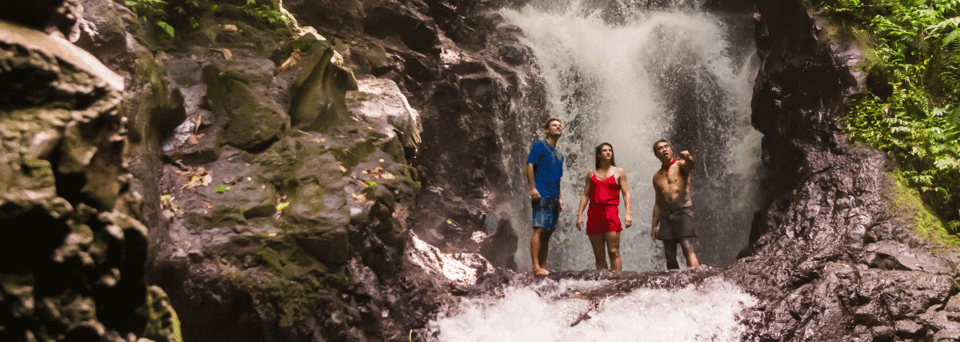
202, 60, 286, 151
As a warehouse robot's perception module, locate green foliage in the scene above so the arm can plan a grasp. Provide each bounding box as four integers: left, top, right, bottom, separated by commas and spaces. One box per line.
215, 185, 230, 193
242, 0, 293, 28
126, 0, 174, 37
126, 0, 210, 39
885, 171, 960, 247
817, 0, 960, 234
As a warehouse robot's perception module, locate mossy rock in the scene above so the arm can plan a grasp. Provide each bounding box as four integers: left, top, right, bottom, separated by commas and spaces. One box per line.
202, 60, 286, 151
289, 42, 358, 132
143, 286, 184, 342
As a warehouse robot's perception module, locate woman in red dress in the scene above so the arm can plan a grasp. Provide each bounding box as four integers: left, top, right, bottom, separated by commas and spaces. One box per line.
575, 143, 633, 271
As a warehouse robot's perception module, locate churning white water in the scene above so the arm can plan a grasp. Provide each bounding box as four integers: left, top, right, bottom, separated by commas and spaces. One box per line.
428, 277, 757, 341
504, 0, 761, 271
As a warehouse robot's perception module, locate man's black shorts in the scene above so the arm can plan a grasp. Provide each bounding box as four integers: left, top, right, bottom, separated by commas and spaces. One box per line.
657, 206, 698, 241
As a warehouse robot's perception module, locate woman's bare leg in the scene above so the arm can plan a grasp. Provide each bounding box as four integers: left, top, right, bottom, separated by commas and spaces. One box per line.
605, 231, 621, 272
588, 234, 608, 269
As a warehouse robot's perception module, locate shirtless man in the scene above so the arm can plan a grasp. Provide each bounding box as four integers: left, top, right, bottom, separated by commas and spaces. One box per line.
650, 139, 700, 269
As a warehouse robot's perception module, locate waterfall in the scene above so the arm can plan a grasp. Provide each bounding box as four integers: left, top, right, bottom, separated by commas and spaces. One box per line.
503, 0, 761, 271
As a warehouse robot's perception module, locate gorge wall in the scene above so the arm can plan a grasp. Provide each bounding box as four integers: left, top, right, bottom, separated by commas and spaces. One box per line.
725, 1, 960, 341
0, 1, 177, 341
72, 0, 535, 341
5, 0, 960, 341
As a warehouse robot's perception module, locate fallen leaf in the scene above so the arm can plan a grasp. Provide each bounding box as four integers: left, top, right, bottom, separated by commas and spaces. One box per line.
351, 193, 371, 202
279, 50, 302, 70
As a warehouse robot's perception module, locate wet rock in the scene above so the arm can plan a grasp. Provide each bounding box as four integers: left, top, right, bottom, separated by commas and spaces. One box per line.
727, 0, 960, 340
0, 0, 81, 39
363, 0, 443, 55
283, 0, 364, 39
203, 59, 286, 151
289, 41, 359, 131
0, 13, 161, 342
405, 233, 495, 286
347, 75, 423, 159
864, 240, 957, 275
75, 0, 130, 55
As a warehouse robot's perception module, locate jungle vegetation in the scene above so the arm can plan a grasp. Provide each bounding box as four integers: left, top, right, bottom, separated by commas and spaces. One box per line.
815, 0, 960, 239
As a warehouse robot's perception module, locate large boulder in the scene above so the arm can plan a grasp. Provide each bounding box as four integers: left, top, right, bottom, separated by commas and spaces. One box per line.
347, 75, 423, 160
203, 58, 287, 151
0, 18, 161, 342
289, 42, 359, 132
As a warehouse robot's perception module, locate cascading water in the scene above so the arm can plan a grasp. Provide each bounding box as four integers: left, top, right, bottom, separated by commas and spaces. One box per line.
503, 0, 761, 271
424, 2, 762, 340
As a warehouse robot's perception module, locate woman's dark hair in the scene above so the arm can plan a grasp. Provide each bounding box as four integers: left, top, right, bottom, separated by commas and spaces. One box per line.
595, 142, 616, 169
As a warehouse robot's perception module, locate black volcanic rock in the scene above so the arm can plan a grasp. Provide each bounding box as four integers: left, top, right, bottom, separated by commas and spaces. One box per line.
0, 14, 162, 342
722, 1, 960, 341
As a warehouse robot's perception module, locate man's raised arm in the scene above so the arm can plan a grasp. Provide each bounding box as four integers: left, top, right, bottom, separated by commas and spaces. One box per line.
679, 150, 694, 173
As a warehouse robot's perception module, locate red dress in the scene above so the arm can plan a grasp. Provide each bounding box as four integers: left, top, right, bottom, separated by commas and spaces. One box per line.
586, 171, 623, 236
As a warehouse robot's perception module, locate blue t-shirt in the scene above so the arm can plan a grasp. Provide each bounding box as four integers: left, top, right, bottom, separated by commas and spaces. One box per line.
527, 139, 563, 199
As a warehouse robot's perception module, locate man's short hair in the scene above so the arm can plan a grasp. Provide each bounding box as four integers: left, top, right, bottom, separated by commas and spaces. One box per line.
652, 138, 670, 154
543, 118, 561, 130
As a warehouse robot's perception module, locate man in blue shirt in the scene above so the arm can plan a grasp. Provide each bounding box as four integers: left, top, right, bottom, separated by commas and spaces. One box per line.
526, 118, 564, 275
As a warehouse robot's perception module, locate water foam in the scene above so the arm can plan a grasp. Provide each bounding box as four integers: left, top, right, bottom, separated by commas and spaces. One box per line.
429, 277, 757, 341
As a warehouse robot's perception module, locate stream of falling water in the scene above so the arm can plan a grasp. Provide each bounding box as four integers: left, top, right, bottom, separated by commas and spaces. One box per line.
425, 2, 761, 339
504, 0, 761, 272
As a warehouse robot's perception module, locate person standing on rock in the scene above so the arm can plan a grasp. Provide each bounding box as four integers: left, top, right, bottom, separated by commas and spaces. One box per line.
575, 142, 632, 272
650, 139, 700, 269
527, 118, 565, 275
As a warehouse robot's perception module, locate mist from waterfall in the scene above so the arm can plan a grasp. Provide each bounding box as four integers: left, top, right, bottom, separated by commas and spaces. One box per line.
502, 0, 761, 271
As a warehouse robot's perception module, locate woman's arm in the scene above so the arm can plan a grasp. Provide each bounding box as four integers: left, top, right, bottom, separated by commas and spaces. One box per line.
576, 170, 593, 230
619, 168, 632, 228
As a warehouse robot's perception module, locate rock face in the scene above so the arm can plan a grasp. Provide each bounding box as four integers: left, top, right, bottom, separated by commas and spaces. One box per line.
285, 0, 535, 265
0, 9, 167, 342
724, 1, 960, 340
63, 0, 467, 340
10, 0, 960, 341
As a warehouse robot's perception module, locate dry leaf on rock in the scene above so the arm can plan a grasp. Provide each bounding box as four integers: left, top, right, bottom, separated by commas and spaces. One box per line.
182, 168, 211, 190
351, 193, 371, 203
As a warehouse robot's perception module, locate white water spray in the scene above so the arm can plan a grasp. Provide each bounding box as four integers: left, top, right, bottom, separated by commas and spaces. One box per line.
504, 1, 761, 271
428, 277, 757, 341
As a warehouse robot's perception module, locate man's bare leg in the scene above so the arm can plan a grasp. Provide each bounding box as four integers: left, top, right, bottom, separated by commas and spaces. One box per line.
680, 238, 700, 267
538, 229, 552, 272
663, 242, 680, 269
605, 231, 621, 272
530, 228, 551, 275
588, 234, 608, 270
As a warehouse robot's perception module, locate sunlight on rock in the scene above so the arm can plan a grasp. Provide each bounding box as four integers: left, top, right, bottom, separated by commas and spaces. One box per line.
406, 234, 493, 286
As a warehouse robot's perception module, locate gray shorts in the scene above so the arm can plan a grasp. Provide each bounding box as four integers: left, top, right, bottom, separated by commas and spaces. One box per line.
657, 206, 698, 241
